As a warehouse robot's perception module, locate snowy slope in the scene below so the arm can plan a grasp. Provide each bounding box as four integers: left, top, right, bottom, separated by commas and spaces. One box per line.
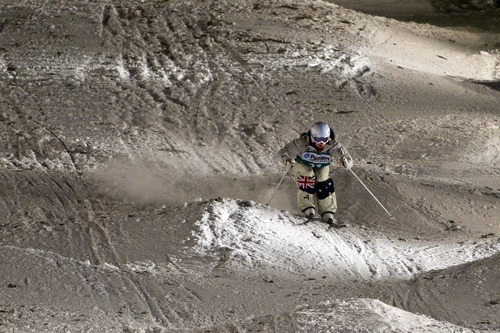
176, 298, 485, 333
172, 199, 500, 280
0, 0, 499, 332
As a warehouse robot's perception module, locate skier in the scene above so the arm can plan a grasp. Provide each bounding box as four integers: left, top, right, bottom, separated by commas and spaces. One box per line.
278, 121, 353, 225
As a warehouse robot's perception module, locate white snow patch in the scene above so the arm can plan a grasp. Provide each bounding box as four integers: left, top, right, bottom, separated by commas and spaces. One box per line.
115, 55, 130, 80
0, 56, 5, 72
465, 130, 500, 167
188, 199, 500, 279
101, 262, 120, 271
245, 44, 370, 81
362, 24, 500, 81
291, 298, 480, 333
126, 260, 158, 273
198, 298, 479, 333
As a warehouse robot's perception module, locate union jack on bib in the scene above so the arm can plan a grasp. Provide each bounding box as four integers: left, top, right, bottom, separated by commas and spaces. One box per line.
297, 175, 316, 193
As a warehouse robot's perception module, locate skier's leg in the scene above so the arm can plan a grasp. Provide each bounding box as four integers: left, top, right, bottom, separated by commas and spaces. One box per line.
291, 163, 317, 216
314, 166, 337, 221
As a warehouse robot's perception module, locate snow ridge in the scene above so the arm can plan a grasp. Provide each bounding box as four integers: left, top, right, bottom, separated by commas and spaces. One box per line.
188, 199, 500, 280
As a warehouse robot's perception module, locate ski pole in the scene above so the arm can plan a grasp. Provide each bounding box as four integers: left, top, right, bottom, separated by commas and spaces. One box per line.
267, 167, 290, 206
348, 168, 395, 220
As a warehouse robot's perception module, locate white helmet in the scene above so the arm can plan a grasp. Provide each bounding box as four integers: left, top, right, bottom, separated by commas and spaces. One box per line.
310, 122, 331, 147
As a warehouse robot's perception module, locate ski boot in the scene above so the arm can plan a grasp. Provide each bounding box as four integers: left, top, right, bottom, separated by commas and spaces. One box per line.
303, 207, 316, 219
322, 212, 337, 225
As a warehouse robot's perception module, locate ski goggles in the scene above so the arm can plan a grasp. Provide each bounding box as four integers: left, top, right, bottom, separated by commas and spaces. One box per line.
313, 136, 330, 145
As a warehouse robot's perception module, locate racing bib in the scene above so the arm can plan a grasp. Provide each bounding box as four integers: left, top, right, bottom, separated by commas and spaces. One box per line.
297, 151, 332, 168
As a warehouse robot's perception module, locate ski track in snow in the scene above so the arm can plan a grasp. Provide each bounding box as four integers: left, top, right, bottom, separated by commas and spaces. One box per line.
177, 199, 500, 280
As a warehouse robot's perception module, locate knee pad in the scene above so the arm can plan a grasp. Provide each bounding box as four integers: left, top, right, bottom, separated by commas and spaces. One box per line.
316, 178, 334, 199
296, 175, 316, 194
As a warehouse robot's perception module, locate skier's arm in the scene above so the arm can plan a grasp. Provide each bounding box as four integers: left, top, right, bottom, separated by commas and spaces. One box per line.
278, 137, 304, 165
330, 140, 353, 169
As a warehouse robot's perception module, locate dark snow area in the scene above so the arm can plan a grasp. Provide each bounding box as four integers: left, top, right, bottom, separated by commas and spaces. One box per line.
0, 0, 499, 332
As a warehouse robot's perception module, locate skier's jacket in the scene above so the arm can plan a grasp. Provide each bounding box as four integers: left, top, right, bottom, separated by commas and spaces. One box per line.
278, 128, 352, 169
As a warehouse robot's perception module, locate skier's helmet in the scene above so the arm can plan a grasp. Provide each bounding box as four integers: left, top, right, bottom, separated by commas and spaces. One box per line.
310, 122, 331, 148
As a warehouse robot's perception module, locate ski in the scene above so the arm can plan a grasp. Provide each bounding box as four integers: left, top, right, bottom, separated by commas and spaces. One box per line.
326, 221, 349, 229
292, 213, 348, 229
311, 220, 348, 238
292, 213, 319, 224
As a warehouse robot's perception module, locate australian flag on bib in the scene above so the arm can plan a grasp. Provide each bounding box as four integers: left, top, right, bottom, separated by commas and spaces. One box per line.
297, 149, 332, 169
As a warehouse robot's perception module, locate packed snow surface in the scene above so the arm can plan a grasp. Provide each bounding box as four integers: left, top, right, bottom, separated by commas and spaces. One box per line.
180, 199, 500, 280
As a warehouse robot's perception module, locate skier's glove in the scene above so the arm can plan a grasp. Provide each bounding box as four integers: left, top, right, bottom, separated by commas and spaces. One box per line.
281, 154, 295, 167
341, 156, 353, 169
